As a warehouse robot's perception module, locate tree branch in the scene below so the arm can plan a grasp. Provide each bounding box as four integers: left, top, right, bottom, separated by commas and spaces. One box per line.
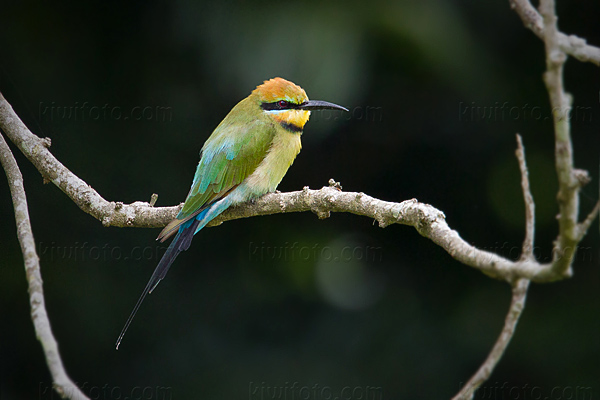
539, 0, 584, 279
452, 278, 530, 400
0, 133, 89, 400
0, 91, 576, 284
456, 3, 600, 396
453, 134, 535, 399
509, 0, 600, 66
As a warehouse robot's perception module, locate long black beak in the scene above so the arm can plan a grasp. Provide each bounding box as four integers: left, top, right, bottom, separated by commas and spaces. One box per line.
299, 100, 348, 112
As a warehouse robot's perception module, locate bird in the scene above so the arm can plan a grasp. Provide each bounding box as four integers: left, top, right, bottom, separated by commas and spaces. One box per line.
115, 77, 348, 349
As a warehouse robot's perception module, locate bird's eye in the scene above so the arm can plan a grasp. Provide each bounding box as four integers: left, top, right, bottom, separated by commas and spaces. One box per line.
278, 100, 289, 109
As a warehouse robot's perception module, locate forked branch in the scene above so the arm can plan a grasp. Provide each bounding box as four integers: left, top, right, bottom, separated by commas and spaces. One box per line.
453, 135, 534, 400
510, 0, 600, 66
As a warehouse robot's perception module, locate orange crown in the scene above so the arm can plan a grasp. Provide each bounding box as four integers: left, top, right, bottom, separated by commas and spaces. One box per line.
252, 77, 308, 105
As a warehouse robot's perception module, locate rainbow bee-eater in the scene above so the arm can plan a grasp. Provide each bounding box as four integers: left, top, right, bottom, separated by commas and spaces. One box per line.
116, 77, 347, 348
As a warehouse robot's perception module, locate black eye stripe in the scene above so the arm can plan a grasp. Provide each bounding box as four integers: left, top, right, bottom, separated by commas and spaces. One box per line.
260, 101, 303, 111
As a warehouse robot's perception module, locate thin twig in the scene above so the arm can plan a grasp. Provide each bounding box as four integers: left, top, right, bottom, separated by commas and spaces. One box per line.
0, 133, 89, 400
575, 200, 599, 241
509, 0, 600, 66
515, 134, 535, 261
452, 279, 530, 400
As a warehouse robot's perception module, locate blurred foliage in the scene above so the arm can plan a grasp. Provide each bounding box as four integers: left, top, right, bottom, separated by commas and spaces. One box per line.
1, 0, 598, 399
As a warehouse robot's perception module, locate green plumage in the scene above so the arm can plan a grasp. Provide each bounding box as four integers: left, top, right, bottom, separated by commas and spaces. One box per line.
180, 98, 275, 219
158, 97, 277, 240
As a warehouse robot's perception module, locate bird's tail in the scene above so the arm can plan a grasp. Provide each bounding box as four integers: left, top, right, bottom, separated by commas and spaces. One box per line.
115, 217, 200, 350
115, 195, 236, 349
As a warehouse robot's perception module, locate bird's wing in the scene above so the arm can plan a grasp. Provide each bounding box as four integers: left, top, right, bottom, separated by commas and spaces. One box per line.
157, 117, 275, 241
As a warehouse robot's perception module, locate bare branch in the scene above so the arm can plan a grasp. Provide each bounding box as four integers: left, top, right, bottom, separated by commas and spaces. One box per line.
0, 91, 573, 284
0, 133, 89, 400
454, 136, 535, 399
216, 186, 552, 281
510, 0, 600, 66
515, 134, 535, 261
452, 279, 530, 400
539, 0, 584, 279
454, 2, 600, 397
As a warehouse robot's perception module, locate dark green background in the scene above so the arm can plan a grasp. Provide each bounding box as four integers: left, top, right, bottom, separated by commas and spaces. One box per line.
1, 1, 598, 399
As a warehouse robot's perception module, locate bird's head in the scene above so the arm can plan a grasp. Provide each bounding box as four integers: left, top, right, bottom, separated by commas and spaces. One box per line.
253, 77, 348, 133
